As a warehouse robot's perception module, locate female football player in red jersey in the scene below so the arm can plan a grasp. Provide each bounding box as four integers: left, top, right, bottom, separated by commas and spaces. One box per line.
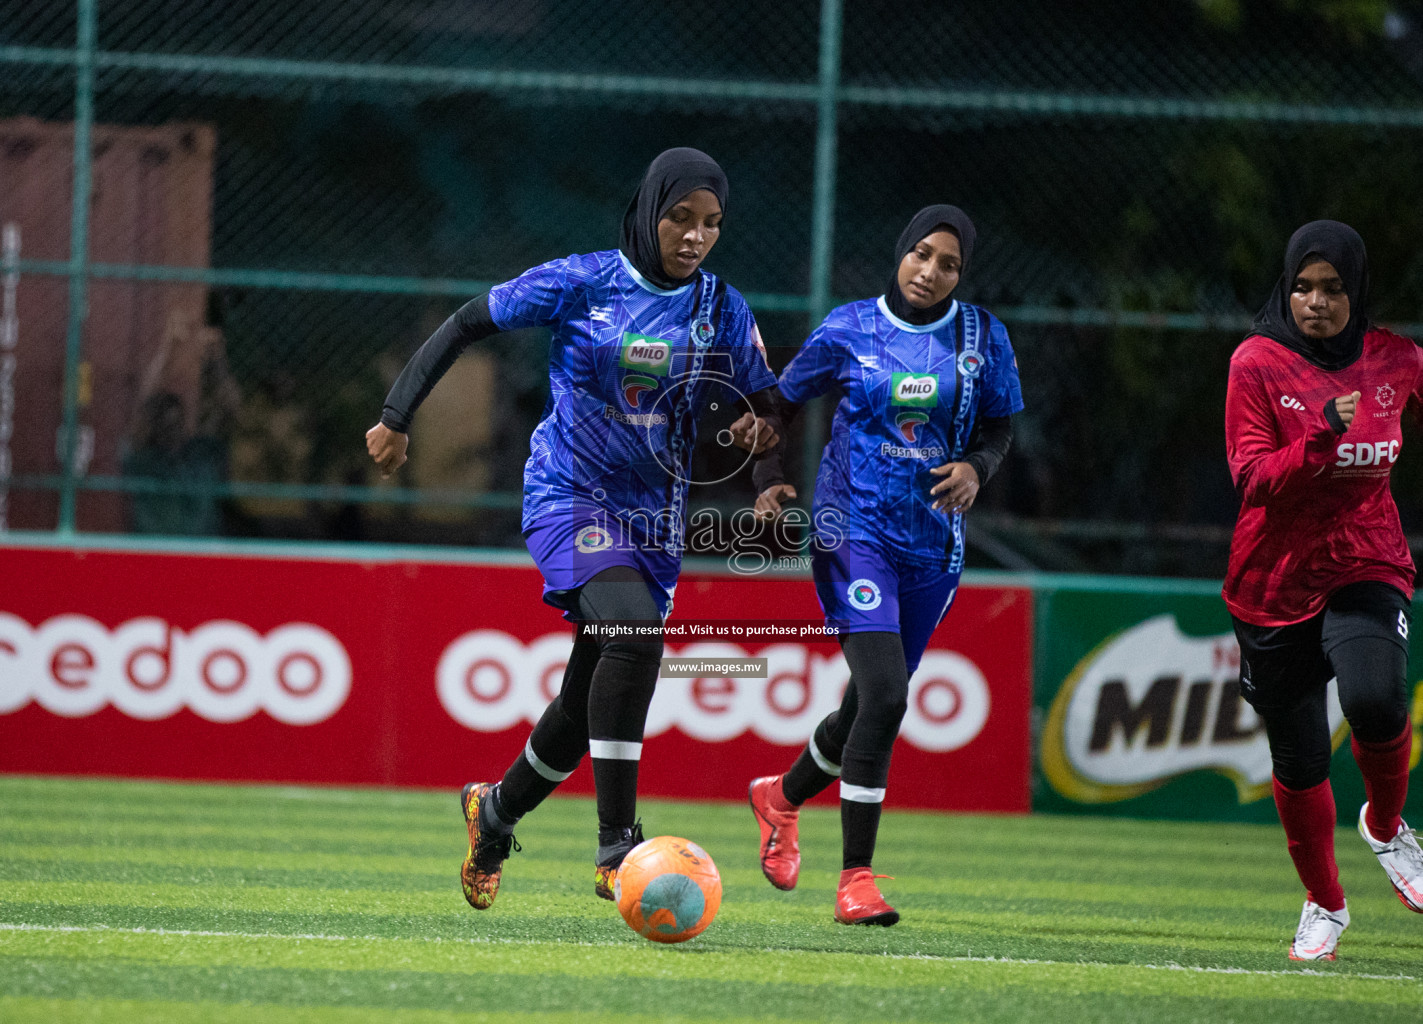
1224, 220, 1423, 961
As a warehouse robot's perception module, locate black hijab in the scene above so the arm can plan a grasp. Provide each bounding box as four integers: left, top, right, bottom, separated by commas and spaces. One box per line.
885, 204, 977, 326
619, 147, 729, 291
1251, 220, 1370, 371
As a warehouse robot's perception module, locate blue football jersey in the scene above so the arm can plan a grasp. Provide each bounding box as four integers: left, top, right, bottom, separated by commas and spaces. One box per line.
489, 250, 776, 552
780, 296, 1024, 566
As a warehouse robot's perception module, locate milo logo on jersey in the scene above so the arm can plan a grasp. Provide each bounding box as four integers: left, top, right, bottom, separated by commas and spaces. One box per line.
895, 410, 930, 443
620, 333, 673, 376
891, 373, 938, 408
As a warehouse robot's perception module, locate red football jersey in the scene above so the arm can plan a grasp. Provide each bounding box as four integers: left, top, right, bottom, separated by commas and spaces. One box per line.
1223, 327, 1423, 625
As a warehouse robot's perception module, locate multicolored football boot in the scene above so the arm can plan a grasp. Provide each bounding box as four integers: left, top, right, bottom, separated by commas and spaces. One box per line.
460, 782, 519, 910
593, 821, 645, 901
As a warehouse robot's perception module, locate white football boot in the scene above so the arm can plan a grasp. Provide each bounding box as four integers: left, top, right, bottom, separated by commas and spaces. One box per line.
1357, 803, 1423, 912
1288, 899, 1349, 961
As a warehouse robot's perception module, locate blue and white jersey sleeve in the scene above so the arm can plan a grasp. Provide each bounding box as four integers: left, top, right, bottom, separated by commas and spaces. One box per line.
488, 254, 598, 332
979, 314, 1025, 418
777, 320, 845, 404
719, 288, 778, 397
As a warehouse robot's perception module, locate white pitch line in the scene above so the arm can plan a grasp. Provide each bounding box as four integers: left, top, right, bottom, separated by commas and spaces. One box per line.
0, 922, 611, 948
0, 922, 1416, 983
882, 952, 1419, 982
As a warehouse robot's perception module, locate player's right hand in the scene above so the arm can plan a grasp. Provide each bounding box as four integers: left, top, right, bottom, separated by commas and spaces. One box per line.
754, 484, 797, 520
365, 422, 409, 478
727, 411, 780, 454
1333, 391, 1361, 428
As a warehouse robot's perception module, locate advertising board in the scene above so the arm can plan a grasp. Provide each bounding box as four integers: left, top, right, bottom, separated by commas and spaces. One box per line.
0, 543, 1033, 812
1033, 582, 1422, 822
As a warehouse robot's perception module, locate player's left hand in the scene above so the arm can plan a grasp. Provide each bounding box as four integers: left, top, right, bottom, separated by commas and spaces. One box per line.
727, 411, 780, 454
754, 483, 798, 520
929, 461, 979, 512
365, 422, 409, 478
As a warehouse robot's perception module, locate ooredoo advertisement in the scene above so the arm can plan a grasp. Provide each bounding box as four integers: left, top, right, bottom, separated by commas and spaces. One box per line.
0, 544, 1033, 812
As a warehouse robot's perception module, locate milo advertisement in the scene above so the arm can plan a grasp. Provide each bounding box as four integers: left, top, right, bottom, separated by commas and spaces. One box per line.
619, 333, 673, 376
1032, 580, 1423, 822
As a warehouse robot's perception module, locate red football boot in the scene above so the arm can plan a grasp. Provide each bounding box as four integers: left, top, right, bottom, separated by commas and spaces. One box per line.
749, 775, 800, 890
834, 868, 899, 926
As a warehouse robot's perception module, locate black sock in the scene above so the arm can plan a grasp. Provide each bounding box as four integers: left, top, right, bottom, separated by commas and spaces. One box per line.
596, 819, 644, 867
588, 668, 655, 829
493, 755, 560, 827
841, 799, 882, 870
781, 747, 837, 806
590, 753, 642, 831
782, 711, 849, 805
480, 785, 515, 834
576, 567, 662, 834
840, 744, 893, 795
492, 639, 597, 823
833, 632, 905, 872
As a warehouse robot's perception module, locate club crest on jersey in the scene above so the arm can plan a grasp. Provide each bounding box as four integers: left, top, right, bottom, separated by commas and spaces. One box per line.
621, 374, 659, 409
576, 525, 614, 554
690, 317, 716, 346
1377, 383, 1396, 408
895, 410, 930, 443
620, 334, 672, 376
957, 350, 984, 379
846, 579, 883, 611
891, 373, 939, 408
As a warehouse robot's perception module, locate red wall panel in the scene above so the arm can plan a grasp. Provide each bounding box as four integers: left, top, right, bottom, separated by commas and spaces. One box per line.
0, 544, 1033, 811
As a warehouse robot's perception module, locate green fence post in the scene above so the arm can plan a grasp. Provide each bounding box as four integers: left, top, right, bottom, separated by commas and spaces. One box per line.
801, 0, 842, 506
57, 0, 96, 534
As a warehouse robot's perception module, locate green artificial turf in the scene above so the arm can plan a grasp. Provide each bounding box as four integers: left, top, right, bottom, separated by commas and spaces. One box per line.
0, 776, 1419, 1022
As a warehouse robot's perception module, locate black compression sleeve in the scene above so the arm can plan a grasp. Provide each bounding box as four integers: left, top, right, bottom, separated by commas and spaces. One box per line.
746, 385, 778, 420
963, 415, 1013, 486
749, 387, 804, 493
746, 387, 787, 452
380, 293, 499, 432
1322, 398, 1347, 434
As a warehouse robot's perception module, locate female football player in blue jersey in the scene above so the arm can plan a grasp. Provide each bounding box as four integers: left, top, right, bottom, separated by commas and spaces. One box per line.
738, 205, 1022, 925
365, 148, 779, 910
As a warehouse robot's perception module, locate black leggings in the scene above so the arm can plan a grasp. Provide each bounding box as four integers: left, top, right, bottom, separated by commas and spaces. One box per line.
1236, 582, 1411, 791
1262, 637, 1409, 790
783, 631, 909, 870
818, 631, 910, 789
542, 565, 663, 749
498, 565, 663, 826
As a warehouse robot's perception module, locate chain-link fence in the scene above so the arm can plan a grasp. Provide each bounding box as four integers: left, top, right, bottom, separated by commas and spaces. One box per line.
4, 0, 1423, 574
